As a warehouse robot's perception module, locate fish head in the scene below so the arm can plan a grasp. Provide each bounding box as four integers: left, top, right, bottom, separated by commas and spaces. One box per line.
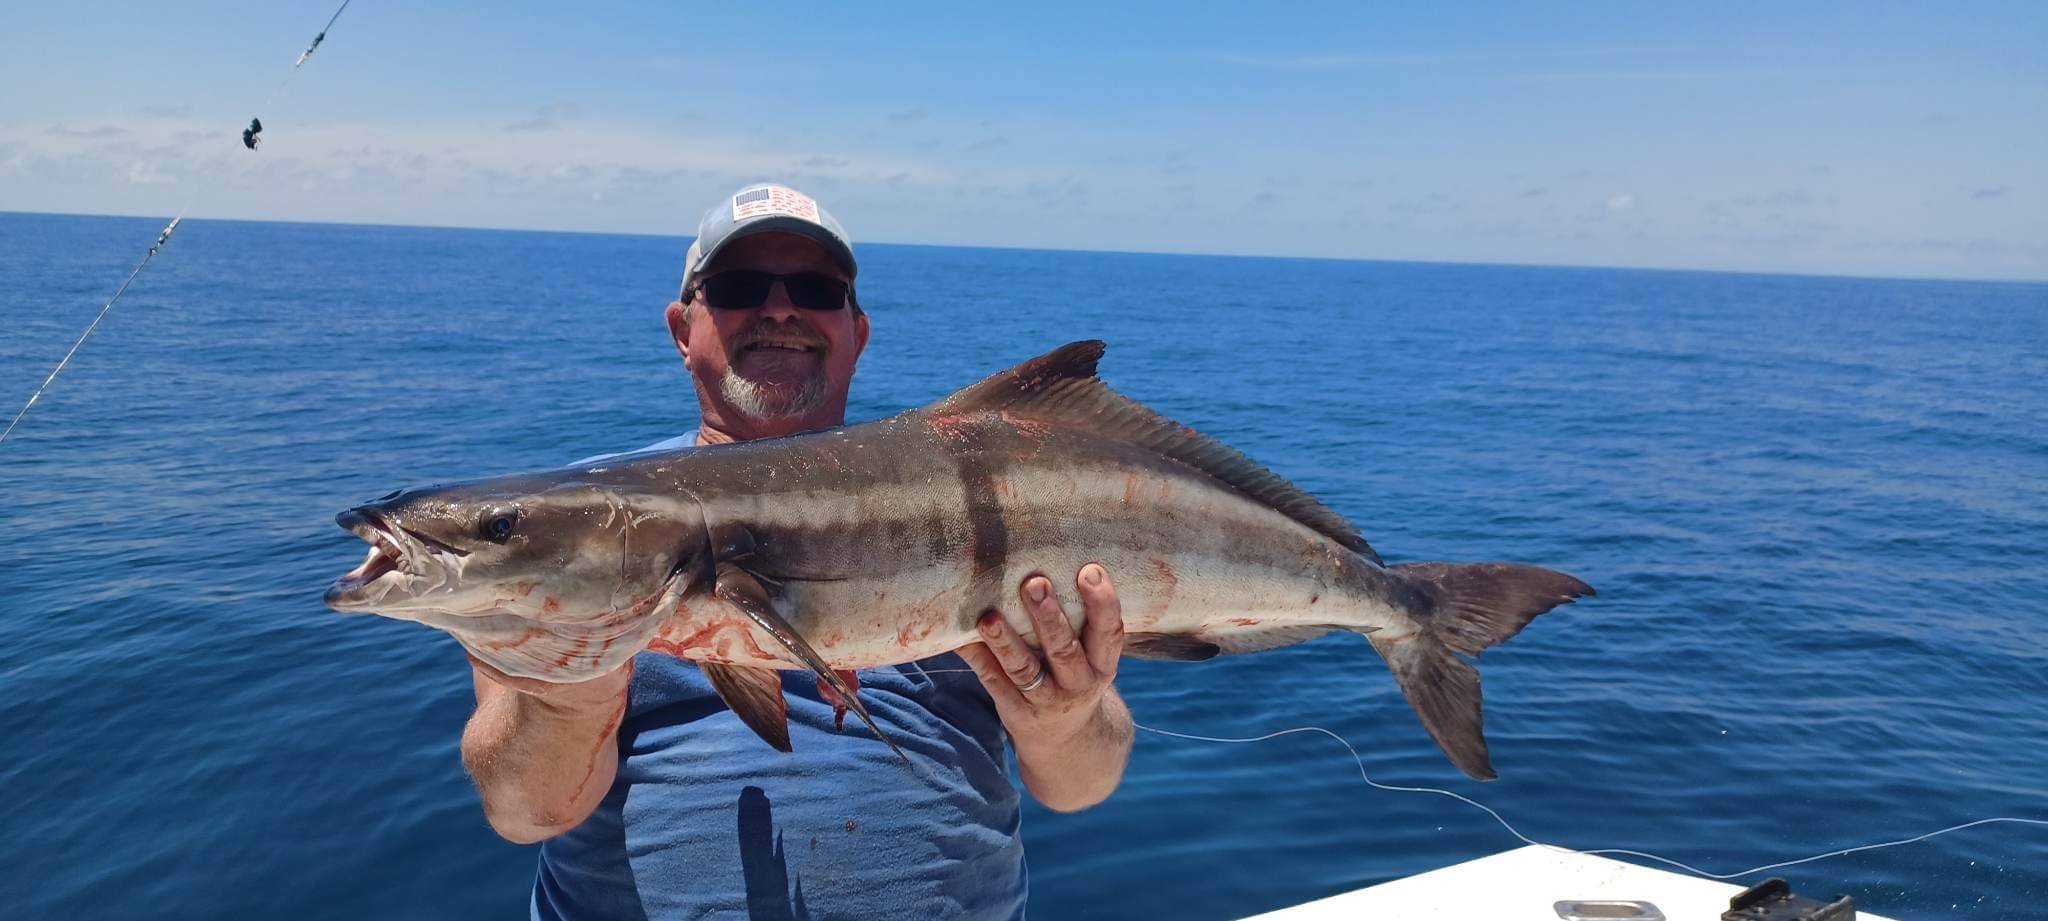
324, 476, 706, 622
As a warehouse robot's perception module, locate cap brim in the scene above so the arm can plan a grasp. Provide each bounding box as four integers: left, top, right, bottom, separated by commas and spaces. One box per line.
691, 217, 857, 280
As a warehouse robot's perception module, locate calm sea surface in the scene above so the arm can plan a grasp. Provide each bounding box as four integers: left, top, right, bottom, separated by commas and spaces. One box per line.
1, 211, 2043, 919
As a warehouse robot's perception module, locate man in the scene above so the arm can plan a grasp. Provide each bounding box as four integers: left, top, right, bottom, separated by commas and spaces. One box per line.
460, 183, 1135, 919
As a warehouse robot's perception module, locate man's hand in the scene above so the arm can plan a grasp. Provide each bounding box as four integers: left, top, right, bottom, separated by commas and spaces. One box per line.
958, 562, 1134, 812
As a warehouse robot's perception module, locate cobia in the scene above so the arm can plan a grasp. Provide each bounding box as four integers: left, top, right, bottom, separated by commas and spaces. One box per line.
324, 341, 1591, 779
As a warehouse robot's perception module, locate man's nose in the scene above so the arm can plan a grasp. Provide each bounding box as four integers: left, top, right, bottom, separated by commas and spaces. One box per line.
758, 280, 802, 321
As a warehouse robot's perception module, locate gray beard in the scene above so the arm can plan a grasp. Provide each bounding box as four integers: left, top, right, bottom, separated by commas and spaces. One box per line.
719, 368, 827, 422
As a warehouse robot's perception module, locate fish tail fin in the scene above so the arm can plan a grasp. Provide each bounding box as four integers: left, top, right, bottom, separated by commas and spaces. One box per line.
1371, 562, 1594, 780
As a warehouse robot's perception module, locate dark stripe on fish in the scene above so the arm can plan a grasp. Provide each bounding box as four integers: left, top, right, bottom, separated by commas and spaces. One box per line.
955, 449, 1008, 623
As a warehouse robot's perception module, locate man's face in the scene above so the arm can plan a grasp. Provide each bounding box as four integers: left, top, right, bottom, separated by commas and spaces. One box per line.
666, 232, 869, 435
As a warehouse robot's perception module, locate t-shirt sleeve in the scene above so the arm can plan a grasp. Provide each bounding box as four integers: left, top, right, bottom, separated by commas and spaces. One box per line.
566, 430, 699, 468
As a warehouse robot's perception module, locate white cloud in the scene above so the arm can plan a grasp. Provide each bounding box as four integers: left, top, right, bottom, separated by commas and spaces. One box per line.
2, 108, 2041, 281
0, 113, 943, 193
126, 161, 174, 185
504, 102, 580, 134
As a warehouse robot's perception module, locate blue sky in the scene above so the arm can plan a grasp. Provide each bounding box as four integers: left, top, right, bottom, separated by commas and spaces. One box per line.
2, 1, 2043, 279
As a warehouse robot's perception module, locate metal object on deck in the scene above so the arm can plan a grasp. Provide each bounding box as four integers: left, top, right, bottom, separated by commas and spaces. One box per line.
1555, 899, 1666, 920
1722, 878, 1856, 921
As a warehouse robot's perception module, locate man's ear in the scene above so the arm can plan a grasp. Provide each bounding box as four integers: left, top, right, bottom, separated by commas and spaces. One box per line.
664, 301, 692, 367
853, 309, 871, 359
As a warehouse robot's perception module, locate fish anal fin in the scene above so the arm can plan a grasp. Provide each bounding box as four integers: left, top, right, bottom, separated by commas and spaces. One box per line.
1123, 633, 1222, 661
701, 662, 791, 752
1127, 625, 1341, 660
925, 341, 1380, 563
713, 563, 907, 761
1209, 624, 1340, 655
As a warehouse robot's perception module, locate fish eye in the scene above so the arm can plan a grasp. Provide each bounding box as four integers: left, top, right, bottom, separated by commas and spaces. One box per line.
479, 506, 520, 544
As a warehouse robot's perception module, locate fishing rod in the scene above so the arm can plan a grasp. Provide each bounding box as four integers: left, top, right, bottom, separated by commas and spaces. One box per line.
0, 0, 356, 445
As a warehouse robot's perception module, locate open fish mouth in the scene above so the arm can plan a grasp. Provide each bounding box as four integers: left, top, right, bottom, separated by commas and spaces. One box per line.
324, 507, 450, 610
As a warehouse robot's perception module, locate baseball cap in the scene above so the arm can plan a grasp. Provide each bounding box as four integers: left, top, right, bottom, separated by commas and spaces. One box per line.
680, 183, 857, 298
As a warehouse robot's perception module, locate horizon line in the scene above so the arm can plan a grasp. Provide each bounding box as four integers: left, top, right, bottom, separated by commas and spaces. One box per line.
6, 207, 2044, 288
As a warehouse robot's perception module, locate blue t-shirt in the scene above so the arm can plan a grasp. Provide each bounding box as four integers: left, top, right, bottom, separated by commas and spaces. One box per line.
534, 435, 1025, 921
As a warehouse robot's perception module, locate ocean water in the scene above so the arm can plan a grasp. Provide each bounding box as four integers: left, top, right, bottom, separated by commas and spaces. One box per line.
0, 210, 2043, 919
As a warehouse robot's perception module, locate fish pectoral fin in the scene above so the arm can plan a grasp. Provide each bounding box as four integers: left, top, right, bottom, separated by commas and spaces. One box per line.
814, 669, 861, 732
701, 662, 792, 753
713, 563, 908, 762
663, 546, 713, 600
1122, 633, 1222, 661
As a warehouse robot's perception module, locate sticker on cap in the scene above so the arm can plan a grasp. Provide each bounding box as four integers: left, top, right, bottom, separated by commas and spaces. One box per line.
733, 186, 821, 223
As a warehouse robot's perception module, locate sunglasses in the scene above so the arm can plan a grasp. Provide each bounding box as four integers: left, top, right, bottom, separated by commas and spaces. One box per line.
695, 270, 851, 312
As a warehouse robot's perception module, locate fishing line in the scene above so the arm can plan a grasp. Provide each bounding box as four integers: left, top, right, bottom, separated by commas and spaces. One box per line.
1127, 719, 2046, 881
0, 0, 357, 445
909, 666, 2042, 881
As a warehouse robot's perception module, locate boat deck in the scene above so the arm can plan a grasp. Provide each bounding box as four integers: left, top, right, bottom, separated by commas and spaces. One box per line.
1245, 844, 1897, 920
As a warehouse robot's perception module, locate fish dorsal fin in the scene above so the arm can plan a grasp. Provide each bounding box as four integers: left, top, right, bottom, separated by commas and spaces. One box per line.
929, 341, 1380, 563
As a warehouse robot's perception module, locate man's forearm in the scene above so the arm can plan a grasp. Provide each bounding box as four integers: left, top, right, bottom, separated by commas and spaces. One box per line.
461, 667, 628, 843
1013, 689, 1134, 813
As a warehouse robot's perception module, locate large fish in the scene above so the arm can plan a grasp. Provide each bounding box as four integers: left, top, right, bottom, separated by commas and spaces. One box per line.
325, 341, 1590, 779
